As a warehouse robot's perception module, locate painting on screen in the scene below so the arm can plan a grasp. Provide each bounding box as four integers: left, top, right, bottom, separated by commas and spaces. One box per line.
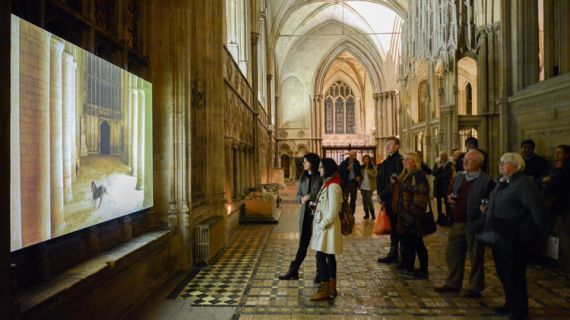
10, 15, 153, 251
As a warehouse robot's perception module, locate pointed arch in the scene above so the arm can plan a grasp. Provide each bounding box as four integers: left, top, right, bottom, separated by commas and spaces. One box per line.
313, 39, 384, 95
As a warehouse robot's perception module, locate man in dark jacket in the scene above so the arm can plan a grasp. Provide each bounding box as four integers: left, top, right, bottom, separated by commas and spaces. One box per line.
435, 149, 495, 298
339, 150, 362, 215
433, 151, 453, 225
376, 137, 404, 263
520, 139, 549, 185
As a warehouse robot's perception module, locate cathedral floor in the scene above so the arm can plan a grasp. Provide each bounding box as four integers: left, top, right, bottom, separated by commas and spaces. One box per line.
129, 185, 570, 320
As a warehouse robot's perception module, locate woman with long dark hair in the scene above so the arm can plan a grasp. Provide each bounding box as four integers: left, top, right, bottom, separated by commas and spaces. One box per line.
279, 153, 323, 281
310, 158, 343, 301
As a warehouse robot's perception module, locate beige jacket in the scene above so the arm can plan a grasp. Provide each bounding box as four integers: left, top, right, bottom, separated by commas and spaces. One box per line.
311, 181, 343, 255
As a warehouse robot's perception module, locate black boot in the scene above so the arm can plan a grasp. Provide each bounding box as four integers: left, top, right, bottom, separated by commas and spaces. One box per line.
370, 211, 376, 220
279, 262, 299, 280
377, 250, 398, 263
279, 269, 299, 280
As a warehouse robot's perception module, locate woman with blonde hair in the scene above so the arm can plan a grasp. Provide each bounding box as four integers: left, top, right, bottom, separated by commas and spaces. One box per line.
392, 152, 431, 279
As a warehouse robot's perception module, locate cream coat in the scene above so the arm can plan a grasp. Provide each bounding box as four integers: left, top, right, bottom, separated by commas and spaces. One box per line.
311, 182, 343, 255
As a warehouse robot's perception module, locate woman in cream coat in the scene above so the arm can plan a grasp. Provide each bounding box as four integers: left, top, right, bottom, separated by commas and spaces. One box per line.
310, 158, 343, 301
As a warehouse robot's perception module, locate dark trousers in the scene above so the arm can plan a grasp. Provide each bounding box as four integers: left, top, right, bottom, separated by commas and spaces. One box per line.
290, 212, 313, 272
343, 180, 358, 215
316, 251, 336, 281
360, 189, 375, 217
385, 197, 400, 255
435, 195, 450, 217
493, 242, 531, 320
401, 233, 428, 272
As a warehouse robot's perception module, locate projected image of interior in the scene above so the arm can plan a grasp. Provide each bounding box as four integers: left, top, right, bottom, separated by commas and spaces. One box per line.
10, 15, 153, 252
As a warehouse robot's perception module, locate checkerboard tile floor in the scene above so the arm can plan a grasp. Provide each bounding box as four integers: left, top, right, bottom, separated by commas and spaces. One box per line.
168, 225, 271, 306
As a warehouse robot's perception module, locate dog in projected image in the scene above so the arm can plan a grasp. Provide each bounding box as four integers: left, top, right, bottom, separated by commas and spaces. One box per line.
91, 181, 107, 208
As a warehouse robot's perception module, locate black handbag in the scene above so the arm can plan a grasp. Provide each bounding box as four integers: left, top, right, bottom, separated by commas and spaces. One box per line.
416, 200, 437, 236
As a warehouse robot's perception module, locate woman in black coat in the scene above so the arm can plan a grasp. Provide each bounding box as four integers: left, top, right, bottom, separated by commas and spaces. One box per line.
484, 153, 547, 320
279, 152, 323, 281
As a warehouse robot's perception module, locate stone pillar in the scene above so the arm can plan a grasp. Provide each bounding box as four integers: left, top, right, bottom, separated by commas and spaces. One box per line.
126, 74, 133, 169
239, 143, 246, 195
62, 52, 76, 203
251, 32, 261, 185
21, 29, 52, 246
558, 0, 570, 74
224, 139, 234, 202
10, 15, 22, 250
373, 93, 382, 160
232, 142, 239, 198
130, 84, 138, 177
136, 88, 145, 190
50, 39, 65, 236
498, 0, 512, 155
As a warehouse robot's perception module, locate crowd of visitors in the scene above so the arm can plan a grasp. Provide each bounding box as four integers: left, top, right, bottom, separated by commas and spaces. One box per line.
280, 136, 569, 318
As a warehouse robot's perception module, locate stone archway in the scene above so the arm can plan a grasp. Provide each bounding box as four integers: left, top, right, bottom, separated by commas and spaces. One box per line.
100, 121, 110, 155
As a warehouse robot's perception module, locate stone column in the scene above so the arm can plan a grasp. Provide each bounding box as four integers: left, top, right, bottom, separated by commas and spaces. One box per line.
130, 84, 139, 177
498, 0, 512, 155
10, 15, 22, 250
239, 144, 246, 196
136, 88, 145, 190
373, 93, 381, 160
224, 139, 234, 202
558, 0, 570, 74
62, 52, 76, 203
21, 29, 52, 246
251, 32, 261, 185
50, 39, 65, 236
232, 142, 239, 198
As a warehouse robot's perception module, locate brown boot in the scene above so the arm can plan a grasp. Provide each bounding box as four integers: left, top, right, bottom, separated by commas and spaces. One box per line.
330, 278, 337, 297
310, 281, 331, 301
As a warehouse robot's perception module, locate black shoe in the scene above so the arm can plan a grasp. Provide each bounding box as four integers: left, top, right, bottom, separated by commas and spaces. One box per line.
462, 290, 482, 299
377, 254, 398, 264
414, 269, 429, 279
395, 263, 405, 270
371, 214, 376, 220
434, 285, 459, 293
494, 305, 510, 314
363, 214, 370, 219
399, 269, 416, 279
278, 270, 299, 280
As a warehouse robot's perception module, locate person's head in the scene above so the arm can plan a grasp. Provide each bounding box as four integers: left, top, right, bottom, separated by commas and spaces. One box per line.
303, 152, 320, 175
451, 149, 462, 161
321, 158, 339, 178
348, 150, 357, 159
499, 152, 525, 178
362, 154, 371, 166
465, 137, 479, 151
385, 137, 400, 154
439, 151, 448, 162
403, 152, 421, 171
520, 139, 536, 158
463, 149, 484, 173
554, 145, 570, 163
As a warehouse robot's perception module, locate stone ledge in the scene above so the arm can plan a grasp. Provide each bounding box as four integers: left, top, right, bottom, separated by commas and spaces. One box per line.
17, 230, 171, 319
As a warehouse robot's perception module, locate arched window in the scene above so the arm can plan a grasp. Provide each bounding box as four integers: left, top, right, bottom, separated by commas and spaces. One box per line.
465, 82, 472, 115
324, 81, 355, 134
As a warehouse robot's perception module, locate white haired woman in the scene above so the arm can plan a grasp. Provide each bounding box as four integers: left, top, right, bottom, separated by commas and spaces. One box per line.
483, 152, 548, 319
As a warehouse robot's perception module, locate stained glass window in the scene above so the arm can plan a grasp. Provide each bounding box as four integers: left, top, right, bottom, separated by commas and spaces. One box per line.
324, 81, 356, 135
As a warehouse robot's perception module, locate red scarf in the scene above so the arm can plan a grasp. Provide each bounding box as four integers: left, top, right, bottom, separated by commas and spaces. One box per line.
322, 174, 341, 189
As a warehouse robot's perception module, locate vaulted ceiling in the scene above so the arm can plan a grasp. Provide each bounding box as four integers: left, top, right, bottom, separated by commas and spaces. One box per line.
268, 0, 406, 78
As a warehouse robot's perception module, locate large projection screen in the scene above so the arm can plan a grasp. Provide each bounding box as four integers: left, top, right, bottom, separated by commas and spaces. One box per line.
10, 15, 153, 252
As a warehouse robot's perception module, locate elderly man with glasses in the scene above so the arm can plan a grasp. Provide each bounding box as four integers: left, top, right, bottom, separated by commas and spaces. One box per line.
435, 149, 495, 298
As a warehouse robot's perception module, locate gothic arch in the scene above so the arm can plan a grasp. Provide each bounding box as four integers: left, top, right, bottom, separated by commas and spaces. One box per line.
313, 39, 384, 95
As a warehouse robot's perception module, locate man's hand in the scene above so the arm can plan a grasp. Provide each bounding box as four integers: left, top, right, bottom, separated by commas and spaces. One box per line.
301, 195, 310, 204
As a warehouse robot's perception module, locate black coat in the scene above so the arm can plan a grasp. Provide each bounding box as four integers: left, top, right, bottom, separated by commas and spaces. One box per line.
376, 152, 404, 202
486, 172, 547, 243
339, 158, 362, 187
433, 161, 452, 197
